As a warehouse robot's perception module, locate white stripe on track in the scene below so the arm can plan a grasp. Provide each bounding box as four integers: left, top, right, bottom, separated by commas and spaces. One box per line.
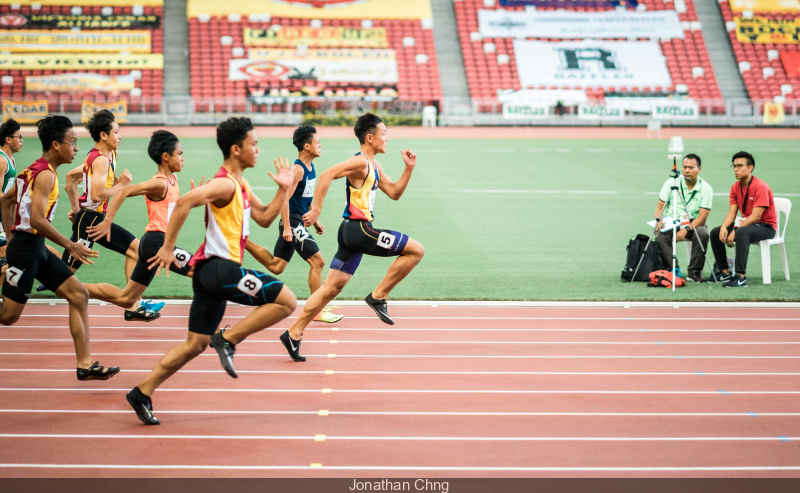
3, 338, 799, 345
1, 388, 798, 394
11, 325, 800, 332
0, 352, 798, 359
18, 314, 800, 321
1, 369, 798, 376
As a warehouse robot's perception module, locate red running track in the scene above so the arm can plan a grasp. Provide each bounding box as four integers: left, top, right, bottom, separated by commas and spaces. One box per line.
0, 302, 798, 478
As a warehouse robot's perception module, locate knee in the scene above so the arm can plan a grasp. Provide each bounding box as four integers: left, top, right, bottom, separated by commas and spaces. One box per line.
270, 263, 286, 275
406, 240, 425, 261
126, 241, 139, 261
187, 340, 208, 357
277, 286, 297, 315
308, 254, 324, 272
66, 284, 89, 307
0, 309, 20, 325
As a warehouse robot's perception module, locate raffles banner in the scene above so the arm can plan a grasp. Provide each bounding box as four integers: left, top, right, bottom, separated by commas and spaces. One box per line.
478, 9, 683, 39
729, 0, 800, 13
735, 17, 800, 43
513, 40, 672, 89
0, 14, 160, 29
0, 53, 163, 70
187, 0, 431, 20
26, 73, 136, 93
0, 30, 152, 53
244, 27, 387, 48
2, 99, 48, 123
231, 49, 398, 83
780, 51, 800, 75
81, 100, 128, 124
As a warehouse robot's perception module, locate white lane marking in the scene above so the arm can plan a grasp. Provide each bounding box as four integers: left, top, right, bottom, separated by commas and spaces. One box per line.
0, 464, 798, 471
0, 352, 798, 359
10, 325, 800, 332
0, 434, 797, 441
17, 314, 800, 321
2, 338, 798, 345
1, 369, 798, 376
0, 388, 798, 394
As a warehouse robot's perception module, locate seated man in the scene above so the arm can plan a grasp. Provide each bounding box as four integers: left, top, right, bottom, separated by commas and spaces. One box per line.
653, 153, 712, 283
708, 151, 777, 287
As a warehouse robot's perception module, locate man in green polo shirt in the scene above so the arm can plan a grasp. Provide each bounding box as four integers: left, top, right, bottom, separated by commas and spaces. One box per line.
653, 153, 713, 283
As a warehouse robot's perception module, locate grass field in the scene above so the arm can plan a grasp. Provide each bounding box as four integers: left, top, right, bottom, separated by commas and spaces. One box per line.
14, 133, 800, 301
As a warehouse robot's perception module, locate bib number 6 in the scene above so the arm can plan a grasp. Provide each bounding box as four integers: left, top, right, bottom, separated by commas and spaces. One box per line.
237, 273, 263, 296
173, 247, 191, 268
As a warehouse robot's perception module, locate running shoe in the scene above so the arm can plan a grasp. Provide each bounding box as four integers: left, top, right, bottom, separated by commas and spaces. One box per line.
365, 293, 394, 325
141, 300, 165, 313
35, 284, 49, 293
313, 305, 343, 323
126, 386, 160, 425
280, 330, 306, 362
124, 304, 161, 322
209, 328, 238, 378
723, 275, 748, 288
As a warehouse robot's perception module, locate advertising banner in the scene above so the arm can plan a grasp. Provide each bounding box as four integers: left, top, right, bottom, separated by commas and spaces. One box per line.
0, 30, 152, 53
2, 99, 48, 123
763, 101, 785, 124
479, 9, 683, 39
25, 73, 136, 93
651, 100, 699, 120
248, 84, 398, 102
244, 27, 387, 48
0, 53, 163, 70
729, 0, 800, 13
188, 0, 432, 20
735, 17, 800, 43
577, 103, 626, 119
0, 13, 160, 29
499, 0, 638, 6
0, 0, 162, 5
232, 49, 397, 83
780, 51, 800, 75
81, 99, 128, 124
513, 40, 672, 89
502, 103, 550, 119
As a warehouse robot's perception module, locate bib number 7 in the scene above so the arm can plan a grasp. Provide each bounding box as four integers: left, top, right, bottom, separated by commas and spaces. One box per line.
5, 266, 24, 287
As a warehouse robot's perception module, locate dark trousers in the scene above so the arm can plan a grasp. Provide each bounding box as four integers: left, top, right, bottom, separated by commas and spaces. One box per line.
710, 223, 775, 275
655, 225, 709, 275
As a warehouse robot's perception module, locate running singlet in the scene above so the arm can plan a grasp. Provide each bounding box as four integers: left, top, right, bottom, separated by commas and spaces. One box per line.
288, 159, 315, 215
190, 167, 251, 265
0, 149, 16, 193
144, 173, 179, 233
13, 157, 58, 235
78, 148, 116, 213
342, 152, 379, 221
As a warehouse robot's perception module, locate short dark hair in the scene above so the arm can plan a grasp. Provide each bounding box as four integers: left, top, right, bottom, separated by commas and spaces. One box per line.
147, 130, 180, 165
36, 115, 73, 153
0, 118, 20, 145
354, 113, 382, 144
216, 117, 254, 159
683, 153, 701, 168
732, 151, 755, 168
84, 109, 116, 142
293, 124, 316, 152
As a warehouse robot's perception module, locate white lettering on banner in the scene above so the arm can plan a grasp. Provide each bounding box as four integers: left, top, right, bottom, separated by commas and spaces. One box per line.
478, 9, 684, 39
578, 103, 626, 120
502, 103, 550, 119
229, 49, 398, 83
514, 40, 672, 90
651, 101, 699, 120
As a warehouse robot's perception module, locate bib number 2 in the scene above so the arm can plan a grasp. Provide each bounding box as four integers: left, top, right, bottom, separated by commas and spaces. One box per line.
237, 273, 263, 296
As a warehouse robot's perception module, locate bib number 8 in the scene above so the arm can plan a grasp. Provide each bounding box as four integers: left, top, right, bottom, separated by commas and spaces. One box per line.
237, 273, 263, 296
173, 247, 191, 268
377, 232, 396, 249
5, 266, 23, 287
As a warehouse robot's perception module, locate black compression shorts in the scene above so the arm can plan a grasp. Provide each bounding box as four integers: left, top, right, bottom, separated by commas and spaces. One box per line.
3, 232, 75, 303
130, 231, 192, 287
62, 208, 136, 269
273, 212, 321, 263
330, 219, 409, 276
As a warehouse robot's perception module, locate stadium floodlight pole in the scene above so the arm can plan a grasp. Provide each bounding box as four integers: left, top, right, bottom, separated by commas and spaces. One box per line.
667, 136, 684, 292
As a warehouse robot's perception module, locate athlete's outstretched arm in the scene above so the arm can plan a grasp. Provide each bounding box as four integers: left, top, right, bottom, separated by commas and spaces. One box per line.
89, 155, 131, 204
249, 157, 293, 228
376, 149, 416, 201
87, 177, 169, 242
64, 164, 83, 221
302, 155, 368, 227
1, 183, 17, 240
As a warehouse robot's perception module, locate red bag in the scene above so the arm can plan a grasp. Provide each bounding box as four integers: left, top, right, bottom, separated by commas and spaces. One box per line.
648, 270, 686, 288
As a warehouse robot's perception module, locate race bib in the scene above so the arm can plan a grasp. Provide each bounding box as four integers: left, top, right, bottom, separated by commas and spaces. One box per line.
242, 206, 251, 237
302, 178, 316, 198
173, 247, 191, 268
5, 266, 23, 287
368, 188, 377, 216
78, 238, 92, 247
237, 273, 262, 296
292, 223, 310, 242
377, 231, 396, 249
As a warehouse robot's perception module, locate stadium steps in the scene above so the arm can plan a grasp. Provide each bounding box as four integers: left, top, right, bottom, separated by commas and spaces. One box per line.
694, 0, 748, 100
430, 0, 471, 114
163, 0, 191, 96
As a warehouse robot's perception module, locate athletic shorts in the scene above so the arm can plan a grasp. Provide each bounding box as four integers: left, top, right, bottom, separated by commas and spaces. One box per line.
130, 231, 193, 287
330, 219, 409, 276
63, 208, 136, 269
3, 231, 75, 303
188, 257, 285, 336
273, 212, 320, 263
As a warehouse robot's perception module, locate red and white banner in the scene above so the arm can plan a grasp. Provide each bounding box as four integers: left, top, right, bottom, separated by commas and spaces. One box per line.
229, 49, 398, 83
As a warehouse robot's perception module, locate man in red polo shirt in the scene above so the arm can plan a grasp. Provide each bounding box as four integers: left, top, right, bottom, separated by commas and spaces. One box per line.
708, 151, 777, 287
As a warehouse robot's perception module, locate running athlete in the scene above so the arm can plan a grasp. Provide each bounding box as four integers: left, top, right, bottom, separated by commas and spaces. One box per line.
279, 113, 424, 362
82, 130, 196, 311
245, 124, 343, 323
57, 109, 161, 321
126, 117, 296, 425
0, 115, 118, 380
0, 118, 22, 265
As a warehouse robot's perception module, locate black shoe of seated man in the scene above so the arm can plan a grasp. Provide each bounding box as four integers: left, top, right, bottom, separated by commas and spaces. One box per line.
126, 386, 160, 425
124, 305, 161, 322
365, 293, 394, 325
280, 330, 306, 362
723, 275, 748, 288
686, 272, 704, 283
706, 270, 732, 283
209, 329, 238, 378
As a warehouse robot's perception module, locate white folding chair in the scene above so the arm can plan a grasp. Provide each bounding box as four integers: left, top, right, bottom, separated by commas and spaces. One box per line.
758, 197, 791, 284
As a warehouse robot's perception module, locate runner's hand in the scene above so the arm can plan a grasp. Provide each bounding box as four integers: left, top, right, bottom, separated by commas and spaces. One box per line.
282, 227, 292, 242
313, 221, 324, 235
147, 245, 179, 277
87, 220, 112, 242
190, 176, 206, 190
303, 208, 320, 227
401, 149, 417, 168
67, 241, 98, 266
268, 157, 293, 190
118, 169, 132, 186
68, 208, 78, 222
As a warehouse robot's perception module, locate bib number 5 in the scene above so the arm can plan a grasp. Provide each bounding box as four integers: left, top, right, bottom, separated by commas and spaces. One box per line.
237, 273, 263, 296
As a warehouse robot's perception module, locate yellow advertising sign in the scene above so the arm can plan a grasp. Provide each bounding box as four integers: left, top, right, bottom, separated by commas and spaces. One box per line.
0, 53, 163, 70
0, 0, 162, 6
2, 99, 48, 124
729, 0, 800, 13
244, 27, 387, 48
763, 102, 785, 124
735, 17, 800, 43
81, 100, 128, 124
26, 73, 136, 93
0, 30, 152, 53
188, 0, 432, 20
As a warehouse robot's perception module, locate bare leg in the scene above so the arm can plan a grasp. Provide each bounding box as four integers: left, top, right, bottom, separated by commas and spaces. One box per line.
246, 240, 288, 275
83, 280, 147, 310
124, 239, 139, 283
54, 277, 94, 368
0, 295, 25, 326
306, 252, 324, 294
288, 268, 351, 340
137, 332, 210, 396
372, 238, 425, 299
223, 286, 297, 344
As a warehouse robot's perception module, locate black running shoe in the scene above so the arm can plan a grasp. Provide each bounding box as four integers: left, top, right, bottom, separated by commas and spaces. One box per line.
280, 330, 306, 362
126, 386, 160, 425
209, 329, 238, 378
365, 293, 394, 325
124, 305, 161, 322
35, 284, 49, 293
724, 275, 748, 288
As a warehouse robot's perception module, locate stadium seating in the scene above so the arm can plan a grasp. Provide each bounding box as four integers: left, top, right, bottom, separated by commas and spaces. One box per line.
454, 0, 722, 113
0, 4, 163, 113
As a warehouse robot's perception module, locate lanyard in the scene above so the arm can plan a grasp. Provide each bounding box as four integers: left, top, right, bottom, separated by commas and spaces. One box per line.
740, 177, 752, 214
